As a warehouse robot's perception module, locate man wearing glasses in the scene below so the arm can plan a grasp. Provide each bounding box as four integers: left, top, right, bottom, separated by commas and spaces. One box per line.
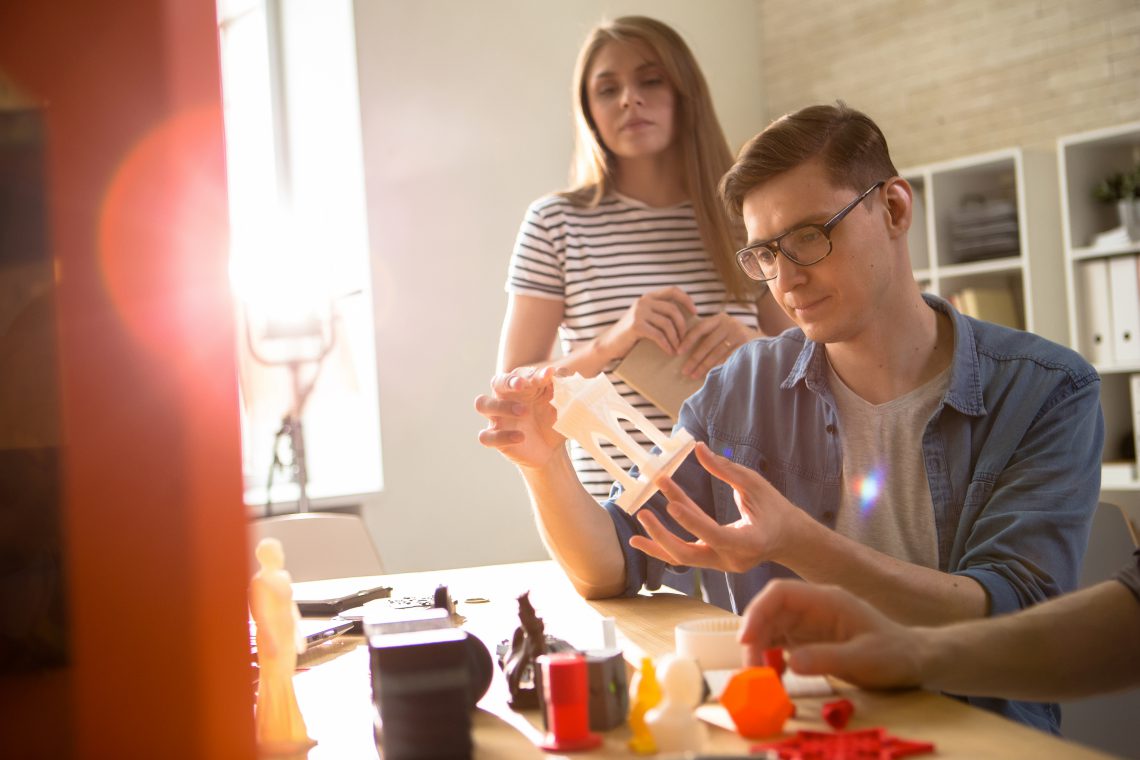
475, 103, 1102, 733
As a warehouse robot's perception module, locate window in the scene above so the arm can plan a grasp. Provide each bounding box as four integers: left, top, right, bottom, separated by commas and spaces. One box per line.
217, 0, 382, 510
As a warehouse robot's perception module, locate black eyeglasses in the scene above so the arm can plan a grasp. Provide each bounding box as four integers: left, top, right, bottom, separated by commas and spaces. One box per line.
735, 180, 886, 282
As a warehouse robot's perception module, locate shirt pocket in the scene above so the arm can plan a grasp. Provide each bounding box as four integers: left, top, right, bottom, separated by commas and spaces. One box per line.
706, 439, 788, 524
708, 437, 838, 525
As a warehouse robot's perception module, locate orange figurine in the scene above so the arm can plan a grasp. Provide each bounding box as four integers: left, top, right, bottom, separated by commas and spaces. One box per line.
720, 666, 794, 739
250, 538, 317, 755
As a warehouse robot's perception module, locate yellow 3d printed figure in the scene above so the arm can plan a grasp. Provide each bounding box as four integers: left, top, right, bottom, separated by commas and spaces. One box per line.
627, 656, 662, 754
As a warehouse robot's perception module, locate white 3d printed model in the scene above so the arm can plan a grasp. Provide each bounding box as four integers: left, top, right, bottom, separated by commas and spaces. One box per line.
551, 373, 696, 514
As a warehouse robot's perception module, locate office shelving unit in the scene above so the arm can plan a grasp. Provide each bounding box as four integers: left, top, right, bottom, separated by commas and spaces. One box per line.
1058, 121, 1140, 491
901, 147, 1067, 345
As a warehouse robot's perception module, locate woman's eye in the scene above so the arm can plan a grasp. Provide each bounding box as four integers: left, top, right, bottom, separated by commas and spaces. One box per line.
596, 87, 617, 98
642, 77, 664, 87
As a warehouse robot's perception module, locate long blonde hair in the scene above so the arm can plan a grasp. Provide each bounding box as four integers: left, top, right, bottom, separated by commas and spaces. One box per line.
562, 16, 755, 300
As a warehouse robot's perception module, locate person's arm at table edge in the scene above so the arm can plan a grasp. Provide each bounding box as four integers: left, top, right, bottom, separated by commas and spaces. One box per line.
916, 578, 1140, 700
517, 444, 629, 600
742, 578, 1140, 701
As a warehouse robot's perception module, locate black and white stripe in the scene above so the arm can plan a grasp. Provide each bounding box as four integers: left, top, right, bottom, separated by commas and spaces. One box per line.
506, 193, 756, 500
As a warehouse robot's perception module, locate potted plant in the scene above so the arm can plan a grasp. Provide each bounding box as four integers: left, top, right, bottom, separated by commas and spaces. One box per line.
1093, 163, 1140, 242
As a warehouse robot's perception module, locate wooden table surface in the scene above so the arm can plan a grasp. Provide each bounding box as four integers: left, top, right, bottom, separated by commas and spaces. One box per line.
289, 561, 1118, 759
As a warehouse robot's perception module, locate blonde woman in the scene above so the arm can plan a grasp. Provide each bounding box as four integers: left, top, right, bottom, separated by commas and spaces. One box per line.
498, 16, 790, 499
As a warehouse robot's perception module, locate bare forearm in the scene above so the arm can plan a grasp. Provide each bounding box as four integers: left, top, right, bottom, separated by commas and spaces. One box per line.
540, 342, 618, 379
917, 580, 1140, 700
782, 516, 986, 625
499, 334, 620, 379
520, 453, 627, 599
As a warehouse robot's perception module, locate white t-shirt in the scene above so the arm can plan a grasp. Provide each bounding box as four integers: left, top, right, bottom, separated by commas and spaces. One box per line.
506, 192, 756, 499
828, 358, 949, 569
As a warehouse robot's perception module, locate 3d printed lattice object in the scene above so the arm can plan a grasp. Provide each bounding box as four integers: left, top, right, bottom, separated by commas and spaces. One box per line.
551, 373, 696, 513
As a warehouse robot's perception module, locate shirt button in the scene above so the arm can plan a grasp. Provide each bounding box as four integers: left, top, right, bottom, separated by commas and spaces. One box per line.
822, 510, 835, 522
825, 424, 836, 434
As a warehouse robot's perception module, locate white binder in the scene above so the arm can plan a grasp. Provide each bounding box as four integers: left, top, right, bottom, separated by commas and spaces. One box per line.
1131, 374, 1140, 480
1108, 255, 1140, 365
1077, 258, 1114, 365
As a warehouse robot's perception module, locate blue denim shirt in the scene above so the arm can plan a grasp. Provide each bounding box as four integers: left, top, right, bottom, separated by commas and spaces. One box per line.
603, 295, 1103, 733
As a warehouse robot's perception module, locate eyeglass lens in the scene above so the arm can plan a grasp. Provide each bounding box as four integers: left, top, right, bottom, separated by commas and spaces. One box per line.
743, 226, 831, 280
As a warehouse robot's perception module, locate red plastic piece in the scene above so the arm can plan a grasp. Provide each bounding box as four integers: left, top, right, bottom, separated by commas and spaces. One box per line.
536, 653, 602, 752
719, 666, 794, 739
753, 727, 935, 759
763, 646, 787, 677
822, 698, 854, 730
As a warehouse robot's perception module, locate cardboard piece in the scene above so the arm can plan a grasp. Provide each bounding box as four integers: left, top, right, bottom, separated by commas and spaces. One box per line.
614, 337, 704, 421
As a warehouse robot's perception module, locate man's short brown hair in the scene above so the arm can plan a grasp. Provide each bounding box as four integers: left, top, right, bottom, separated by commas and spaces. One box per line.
720, 102, 898, 219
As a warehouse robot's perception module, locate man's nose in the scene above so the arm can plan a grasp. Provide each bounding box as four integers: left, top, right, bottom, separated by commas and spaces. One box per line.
772, 250, 808, 290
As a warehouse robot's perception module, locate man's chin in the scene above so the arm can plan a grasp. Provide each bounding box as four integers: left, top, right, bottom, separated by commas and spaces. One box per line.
799, 321, 845, 345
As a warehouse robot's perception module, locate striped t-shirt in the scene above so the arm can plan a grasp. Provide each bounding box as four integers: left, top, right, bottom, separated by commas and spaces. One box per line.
506, 191, 757, 500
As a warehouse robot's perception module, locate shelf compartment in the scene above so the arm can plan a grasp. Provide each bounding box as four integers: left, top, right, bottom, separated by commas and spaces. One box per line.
1058, 122, 1140, 252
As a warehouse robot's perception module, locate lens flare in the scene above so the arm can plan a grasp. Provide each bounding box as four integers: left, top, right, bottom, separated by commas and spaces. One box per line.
97, 105, 230, 365
854, 469, 883, 515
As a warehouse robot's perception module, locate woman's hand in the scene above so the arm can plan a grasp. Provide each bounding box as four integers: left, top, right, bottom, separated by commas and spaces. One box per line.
475, 366, 567, 470
677, 312, 756, 379
592, 286, 696, 363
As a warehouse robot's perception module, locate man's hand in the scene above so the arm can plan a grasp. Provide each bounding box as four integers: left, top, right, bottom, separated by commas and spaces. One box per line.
629, 442, 813, 573
474, 366, 566, 470
739, 580, 925, 690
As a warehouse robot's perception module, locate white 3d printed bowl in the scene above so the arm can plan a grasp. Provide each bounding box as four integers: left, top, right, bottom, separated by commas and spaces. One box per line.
674, 617, 744, 671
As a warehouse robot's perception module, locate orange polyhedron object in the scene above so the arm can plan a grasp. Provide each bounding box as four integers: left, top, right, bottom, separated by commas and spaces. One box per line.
719, 666, 794, 739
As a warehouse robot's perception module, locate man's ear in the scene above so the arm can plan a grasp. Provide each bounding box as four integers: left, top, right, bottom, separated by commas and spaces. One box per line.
882, 178, 913, 240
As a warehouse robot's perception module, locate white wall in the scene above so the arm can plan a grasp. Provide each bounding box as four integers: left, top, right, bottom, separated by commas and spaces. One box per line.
350, 0, 765, 572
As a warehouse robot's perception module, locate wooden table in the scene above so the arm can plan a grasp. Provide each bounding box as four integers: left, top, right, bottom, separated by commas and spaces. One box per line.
289, 561, 1117, 759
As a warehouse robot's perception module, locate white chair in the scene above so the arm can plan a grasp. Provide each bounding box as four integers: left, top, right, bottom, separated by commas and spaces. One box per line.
251, 512, 385, 582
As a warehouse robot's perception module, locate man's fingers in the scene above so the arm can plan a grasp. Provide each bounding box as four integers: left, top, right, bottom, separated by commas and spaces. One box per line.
694, 442, 760, 489
785, 642, 846, 677
632, 510, 712, 566
656, 476, 722, 538
477, 427, 524, 448
473, 394, 526, 419
490, 366, 554, 398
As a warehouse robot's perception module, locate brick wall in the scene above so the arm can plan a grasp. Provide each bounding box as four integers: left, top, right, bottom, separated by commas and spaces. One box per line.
758, 0, 1140, 166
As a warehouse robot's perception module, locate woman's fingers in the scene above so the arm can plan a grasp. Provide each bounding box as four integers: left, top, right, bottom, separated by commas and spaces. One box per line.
636, 294, 693, 353
677, 314, 750, 377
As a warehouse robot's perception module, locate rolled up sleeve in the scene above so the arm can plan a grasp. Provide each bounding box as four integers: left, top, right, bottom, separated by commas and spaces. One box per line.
953, 373, 1103, 616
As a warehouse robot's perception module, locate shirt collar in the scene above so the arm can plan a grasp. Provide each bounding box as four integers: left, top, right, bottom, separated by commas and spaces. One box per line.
780, 293, 986, 417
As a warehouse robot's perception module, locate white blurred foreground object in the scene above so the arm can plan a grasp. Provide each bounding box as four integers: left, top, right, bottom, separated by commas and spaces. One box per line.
551, 373, 696, 513
645, 654, 707, 754
675, 617, 743, 671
